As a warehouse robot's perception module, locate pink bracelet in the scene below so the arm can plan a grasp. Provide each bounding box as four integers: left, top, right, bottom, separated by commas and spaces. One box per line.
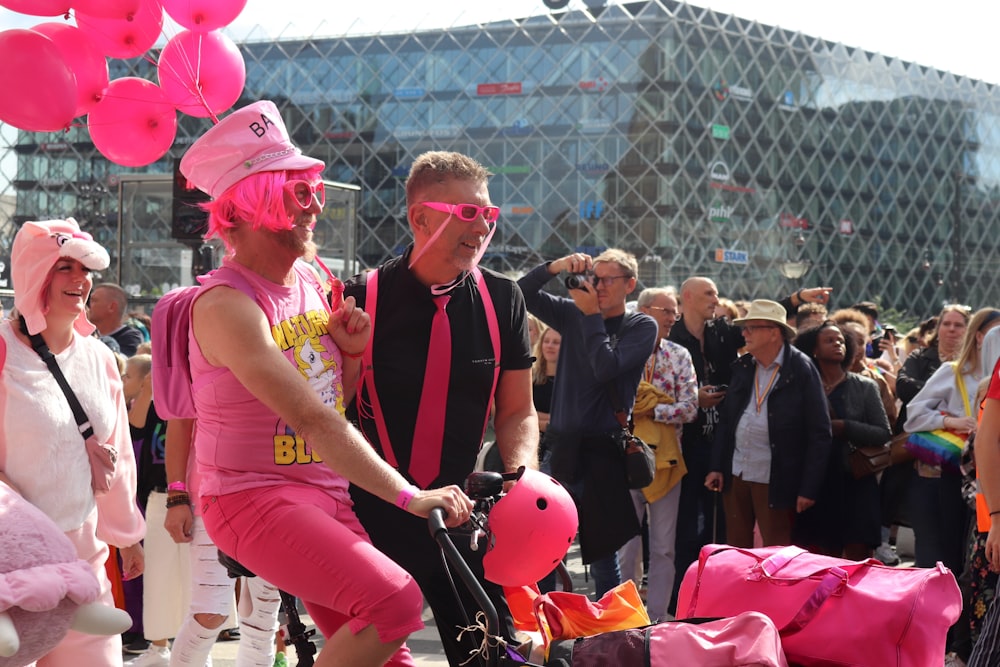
395, 485, 419, 510
167, 481, 188, 493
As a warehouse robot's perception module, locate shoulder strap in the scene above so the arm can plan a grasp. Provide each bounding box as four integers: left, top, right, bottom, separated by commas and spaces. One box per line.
952, 362, 971, 417
21, 317, 93, 439
358, 268, 503, 472
358, 268, 400, 468
606, 313, 643, 429
473, 266, 502, 442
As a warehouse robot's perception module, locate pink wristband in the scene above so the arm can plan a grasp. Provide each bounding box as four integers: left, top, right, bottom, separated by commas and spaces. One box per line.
395, 485, 419, 510
167, 481, 188, 493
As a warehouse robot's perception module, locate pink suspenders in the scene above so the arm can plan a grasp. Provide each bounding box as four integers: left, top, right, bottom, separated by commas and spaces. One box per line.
358, 267, 501, 476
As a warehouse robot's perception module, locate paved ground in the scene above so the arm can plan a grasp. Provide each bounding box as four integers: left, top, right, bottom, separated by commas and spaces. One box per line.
132, 528, 917, 666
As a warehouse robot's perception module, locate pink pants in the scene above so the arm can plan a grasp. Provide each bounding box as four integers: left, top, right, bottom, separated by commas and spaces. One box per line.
201, 484, 422, 665
34, 509, 123, 667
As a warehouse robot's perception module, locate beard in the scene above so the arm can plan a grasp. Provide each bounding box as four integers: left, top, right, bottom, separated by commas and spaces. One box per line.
274, 225, 317, 261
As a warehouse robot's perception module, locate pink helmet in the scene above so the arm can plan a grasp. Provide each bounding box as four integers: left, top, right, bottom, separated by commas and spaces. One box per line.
483, 468, 578, 587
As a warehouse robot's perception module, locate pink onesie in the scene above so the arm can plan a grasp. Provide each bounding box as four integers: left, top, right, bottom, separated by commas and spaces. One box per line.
0, 321, 145, 666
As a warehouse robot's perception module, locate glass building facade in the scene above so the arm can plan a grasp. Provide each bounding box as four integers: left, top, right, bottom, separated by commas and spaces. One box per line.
6, 0, 1000, 316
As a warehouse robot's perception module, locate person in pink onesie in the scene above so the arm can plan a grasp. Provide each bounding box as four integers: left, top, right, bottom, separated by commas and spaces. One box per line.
175, 100, 473, 667
0, 217, 146, 666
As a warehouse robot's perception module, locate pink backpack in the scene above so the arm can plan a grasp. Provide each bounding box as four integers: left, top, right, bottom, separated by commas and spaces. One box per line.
152, 261, 338, 421
151, 266, 255, 420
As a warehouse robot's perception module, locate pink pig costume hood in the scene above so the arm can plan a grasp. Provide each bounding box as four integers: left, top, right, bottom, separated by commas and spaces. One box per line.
11, 218, 110, 336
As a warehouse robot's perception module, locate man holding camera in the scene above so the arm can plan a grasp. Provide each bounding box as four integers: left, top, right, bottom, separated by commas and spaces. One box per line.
518, 250, 657, 598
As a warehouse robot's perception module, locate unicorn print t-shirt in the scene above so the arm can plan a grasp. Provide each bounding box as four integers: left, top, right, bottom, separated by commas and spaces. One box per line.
190, 258, 348, 498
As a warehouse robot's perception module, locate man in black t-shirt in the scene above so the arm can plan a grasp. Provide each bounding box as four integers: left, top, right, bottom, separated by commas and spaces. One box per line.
345, 151, 537, 666
89, 282, 145, 356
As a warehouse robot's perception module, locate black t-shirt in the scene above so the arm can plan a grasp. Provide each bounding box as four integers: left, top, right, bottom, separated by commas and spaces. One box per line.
533, 377, 555, 414
344, 252, 533, 487
110, 325, 144, 357
130, 401, 167, 511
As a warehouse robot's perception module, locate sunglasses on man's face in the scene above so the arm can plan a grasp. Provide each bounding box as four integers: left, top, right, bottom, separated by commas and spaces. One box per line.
420, 201, 501, 223
284, 180, 326, 210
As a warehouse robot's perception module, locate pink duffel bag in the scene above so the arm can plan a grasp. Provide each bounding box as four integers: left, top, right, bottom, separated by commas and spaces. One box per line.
547, 611, 788, 666
676, 544, 962, 667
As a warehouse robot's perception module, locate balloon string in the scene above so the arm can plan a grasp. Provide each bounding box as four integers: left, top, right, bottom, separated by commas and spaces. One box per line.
153, 31, 220, 123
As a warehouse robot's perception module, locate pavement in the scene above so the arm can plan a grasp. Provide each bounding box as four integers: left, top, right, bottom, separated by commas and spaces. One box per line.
131, 528, 917, 666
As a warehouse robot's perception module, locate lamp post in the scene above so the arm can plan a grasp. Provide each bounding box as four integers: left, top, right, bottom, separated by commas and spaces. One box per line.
778, 259, 812, 281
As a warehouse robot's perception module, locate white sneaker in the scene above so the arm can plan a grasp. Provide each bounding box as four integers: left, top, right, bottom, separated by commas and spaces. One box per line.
128, 644, 171, 667
875, 542, 900, 566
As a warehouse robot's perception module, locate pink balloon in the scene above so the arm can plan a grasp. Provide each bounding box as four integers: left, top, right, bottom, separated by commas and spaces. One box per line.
162, 0, 247, 32
88, 77, 177, 167
158, 30, 245, 118
0, 29, 76, 132
0, 0, 70, 16
74, 0, 164, 59
73, 0, 141, 19
32, 23, 109, 117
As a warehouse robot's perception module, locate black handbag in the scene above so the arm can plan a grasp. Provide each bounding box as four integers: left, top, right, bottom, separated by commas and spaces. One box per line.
606, 382, 655, 490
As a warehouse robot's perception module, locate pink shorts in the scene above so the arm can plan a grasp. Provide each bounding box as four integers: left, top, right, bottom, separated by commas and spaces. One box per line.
201, 484, 423, 650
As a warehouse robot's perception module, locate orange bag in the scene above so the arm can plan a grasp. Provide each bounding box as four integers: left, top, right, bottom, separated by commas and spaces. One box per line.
533, 580, 650, 658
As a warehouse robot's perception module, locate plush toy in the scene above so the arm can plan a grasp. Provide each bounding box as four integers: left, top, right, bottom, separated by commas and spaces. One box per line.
0, 481, 131, 666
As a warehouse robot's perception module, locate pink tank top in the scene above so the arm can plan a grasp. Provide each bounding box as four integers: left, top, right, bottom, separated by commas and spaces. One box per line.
189, 258, 349, 499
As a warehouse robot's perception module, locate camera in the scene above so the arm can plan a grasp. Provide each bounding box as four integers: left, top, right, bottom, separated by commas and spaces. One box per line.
564, 273, 591, 291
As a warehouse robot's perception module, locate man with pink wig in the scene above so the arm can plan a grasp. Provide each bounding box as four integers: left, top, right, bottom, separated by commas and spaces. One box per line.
176, 101, 474, 667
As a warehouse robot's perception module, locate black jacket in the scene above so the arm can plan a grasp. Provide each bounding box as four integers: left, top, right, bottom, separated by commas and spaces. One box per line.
710, 342, 833, 509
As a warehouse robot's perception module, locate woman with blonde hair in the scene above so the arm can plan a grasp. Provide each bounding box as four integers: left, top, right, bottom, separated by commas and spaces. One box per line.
533, 326, 561, 438
905, 307, 1000, 665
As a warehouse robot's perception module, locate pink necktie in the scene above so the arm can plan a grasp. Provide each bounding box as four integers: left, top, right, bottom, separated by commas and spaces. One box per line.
410, 294, 451, 487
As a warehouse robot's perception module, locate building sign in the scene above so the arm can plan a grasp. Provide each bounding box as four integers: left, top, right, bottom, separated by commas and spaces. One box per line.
711, 124, 730, 140
503, 204, 535, 216
729, 84, 753, 101
580, 200, 605, 219
477, 82, 523, 96
709, 160, 731, 182
778, 90, 797, 112
577, 119, 612, 133
503, 119, 533, 136
839, 219, 855, 235
779, 212, 809, 229
577, 161, 610, 177
711, 78, 753, 102
393, 87, 425, 99
711, 79, 728, 102
715, 248, 749, 265
708, 201, 734, 223
578, 77, 609, 92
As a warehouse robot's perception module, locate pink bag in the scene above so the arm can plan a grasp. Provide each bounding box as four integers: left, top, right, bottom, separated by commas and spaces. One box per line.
84, 434, 117, 496
548, 611, 788, 666
676, 544, 962, 667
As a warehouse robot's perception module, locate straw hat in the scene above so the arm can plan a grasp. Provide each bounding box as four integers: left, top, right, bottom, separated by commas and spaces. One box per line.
732, 299, 795, 338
